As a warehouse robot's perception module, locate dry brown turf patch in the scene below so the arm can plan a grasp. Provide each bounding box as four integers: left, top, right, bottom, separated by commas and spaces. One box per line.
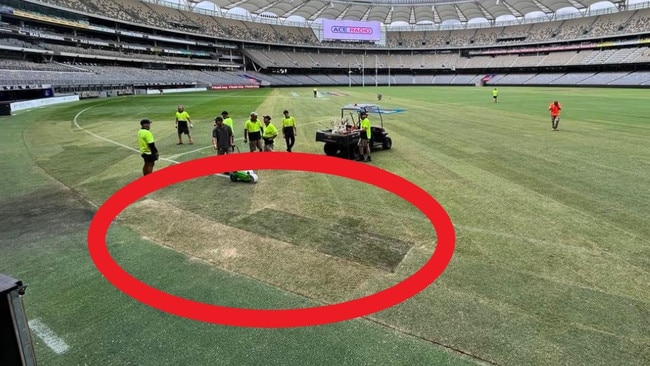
120, 199, 399, 304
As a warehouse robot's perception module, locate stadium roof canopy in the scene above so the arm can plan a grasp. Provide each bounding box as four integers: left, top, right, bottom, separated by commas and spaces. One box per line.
193, 0, 622, 25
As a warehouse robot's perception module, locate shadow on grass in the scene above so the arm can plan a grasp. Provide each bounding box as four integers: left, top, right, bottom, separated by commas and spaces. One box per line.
0, 188, 94, 246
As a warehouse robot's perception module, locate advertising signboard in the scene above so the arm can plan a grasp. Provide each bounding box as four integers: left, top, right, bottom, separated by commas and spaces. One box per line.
322, 20, 381, 41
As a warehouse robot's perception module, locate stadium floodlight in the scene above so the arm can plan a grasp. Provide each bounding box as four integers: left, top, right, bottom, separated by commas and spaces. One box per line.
375, 55, 378, 87
362, 55, 365, 87
348, 65, 352, 87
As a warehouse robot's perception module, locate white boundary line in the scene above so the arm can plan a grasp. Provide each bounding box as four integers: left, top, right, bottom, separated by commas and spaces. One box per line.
73, 108, 139, 154
161, 119, 330, 159
301, 118, 336, 127
167, 137, 245, 159
72, 107, 234, 178
73, 109, 349, 177
166, 145, 212, 160
73, 107, 176, 164
28, 319, 70, 355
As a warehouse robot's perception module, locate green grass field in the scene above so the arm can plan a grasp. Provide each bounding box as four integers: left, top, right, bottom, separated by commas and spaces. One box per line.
1, 86, 648, 365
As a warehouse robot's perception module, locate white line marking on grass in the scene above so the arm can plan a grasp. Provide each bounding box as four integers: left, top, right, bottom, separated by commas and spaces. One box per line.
28, 319, 70, 355
167, 138, 245, 159
73, 108, 175, 164
167, 145, 213, 159
73, 108, 139, 154
72, 108, 231, 179
301, 118, 337, 127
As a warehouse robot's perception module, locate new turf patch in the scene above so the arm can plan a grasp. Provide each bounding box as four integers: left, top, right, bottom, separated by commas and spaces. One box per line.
232, 208, 413, 272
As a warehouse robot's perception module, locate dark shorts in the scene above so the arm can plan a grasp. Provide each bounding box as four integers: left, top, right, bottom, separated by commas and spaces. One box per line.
177, 121, 190, 135
141, 153, 157, 162
283, 127, 295, 137
358, 135, 369, 147
263, 138, 274, 146
248, 131, 261, 141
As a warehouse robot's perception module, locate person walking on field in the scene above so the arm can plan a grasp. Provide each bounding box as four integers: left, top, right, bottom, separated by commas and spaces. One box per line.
262, 115, 278, 152
281, 110, 297, 152
221, 110, 234, 131
175, 105, 194, 145
243, 112, 263, 152
138, 119, 159, 176
549, 101, 562, 131
212, 116, 233, 156
221, 110, 235, 152
492, 88, 499, 103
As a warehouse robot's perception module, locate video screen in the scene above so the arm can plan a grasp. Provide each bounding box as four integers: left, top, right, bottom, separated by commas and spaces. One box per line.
322, 20, 381, 41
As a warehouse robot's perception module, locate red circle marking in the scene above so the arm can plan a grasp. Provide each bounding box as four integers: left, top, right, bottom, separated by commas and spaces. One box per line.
88, 152, 455, 328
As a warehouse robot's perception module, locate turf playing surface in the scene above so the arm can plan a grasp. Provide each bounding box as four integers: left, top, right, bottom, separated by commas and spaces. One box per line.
235, 207, 413, 272
1, 86, 649, 365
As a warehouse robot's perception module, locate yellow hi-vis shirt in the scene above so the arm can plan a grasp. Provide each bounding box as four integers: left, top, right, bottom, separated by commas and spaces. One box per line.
138, 129, 154, 154
263, 123, 278, 139
175, 111, 190, 121
282, 116, 296, 128
223, 117, 234, 130
360, 118, 371, 139
244, 119, 262, 133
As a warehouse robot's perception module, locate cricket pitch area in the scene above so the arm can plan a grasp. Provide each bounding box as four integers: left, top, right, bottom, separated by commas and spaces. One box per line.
1, 86, 648, 366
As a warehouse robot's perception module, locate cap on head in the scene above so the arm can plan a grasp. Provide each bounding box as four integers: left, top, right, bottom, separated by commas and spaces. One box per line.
140, 118, 152, 125
250, 111, 257, 116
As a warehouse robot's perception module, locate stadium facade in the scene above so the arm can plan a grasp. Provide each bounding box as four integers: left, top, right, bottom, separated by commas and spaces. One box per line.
0, 0, 649, 96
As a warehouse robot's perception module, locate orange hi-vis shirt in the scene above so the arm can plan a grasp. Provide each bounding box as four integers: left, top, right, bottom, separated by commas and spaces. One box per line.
549, 103, 561, 116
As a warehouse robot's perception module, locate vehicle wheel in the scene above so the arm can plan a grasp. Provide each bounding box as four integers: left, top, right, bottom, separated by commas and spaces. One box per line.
324, 143, 338, 156
345, 144, 357, 160
229, 173, 238, 182
382, 137, 392, 150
